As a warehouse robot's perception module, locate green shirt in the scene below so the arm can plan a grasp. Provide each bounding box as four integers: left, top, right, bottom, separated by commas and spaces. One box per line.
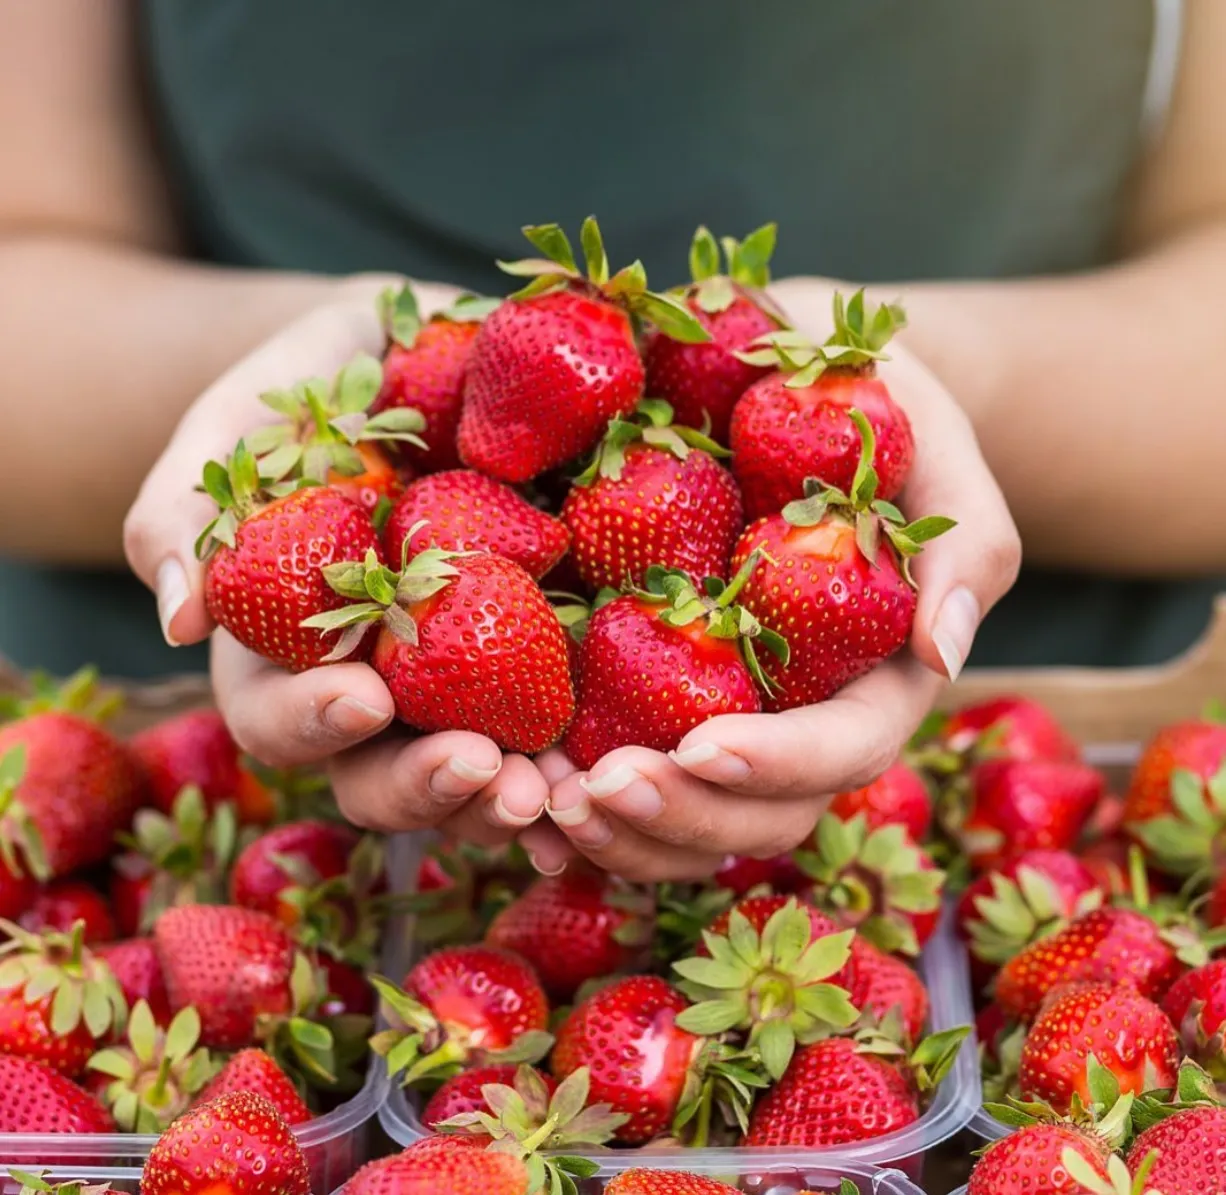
2, 0, 1217, 677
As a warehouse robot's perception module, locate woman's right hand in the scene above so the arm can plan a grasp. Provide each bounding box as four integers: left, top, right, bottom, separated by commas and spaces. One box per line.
123, 276, 553, 850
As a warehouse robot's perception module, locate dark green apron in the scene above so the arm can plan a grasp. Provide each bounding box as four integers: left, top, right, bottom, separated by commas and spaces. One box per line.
2, 0, 1216, 677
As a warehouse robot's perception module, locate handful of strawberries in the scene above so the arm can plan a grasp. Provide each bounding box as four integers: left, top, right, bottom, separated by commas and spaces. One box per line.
196, 217, 954, 759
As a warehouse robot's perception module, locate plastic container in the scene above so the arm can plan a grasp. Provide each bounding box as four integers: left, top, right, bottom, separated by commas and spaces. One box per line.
0, 1169, 142, 1195
376, 832, 980, 1181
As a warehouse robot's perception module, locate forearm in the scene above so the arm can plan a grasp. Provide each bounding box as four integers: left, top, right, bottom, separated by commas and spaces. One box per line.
775, 220, 1226, 576
0, 235, 338, 565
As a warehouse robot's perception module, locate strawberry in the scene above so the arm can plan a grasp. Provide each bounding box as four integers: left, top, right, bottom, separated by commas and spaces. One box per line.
994, 907, 1188, 1023
340, 1137, 533, 1195
642, 225, 784, 444
796, 813, 944, 956
829, 760, 933, 843
730, 290, 915, 519
129, 708, 272, 822
95, 938, 171, 1027
1129, 1104, 1226, 1192
20, 881, 115, 944
1019, 982, 1179, 1114
0, 1052, 115, 1134
141, 1090, 310, 1195
86, 1000, 213, 1131
458, 218, 710, 482
197, 442, 384, 672
561, 399, 743, 593
934, 696, 1081, 765
1124, 714, 1226, 824
742, 1025, 967, 1147
604, 1173, 743, 1195
0, 713, 142, 879
699, 892, 844, 954
383, 469, 569, 580
1161, 959, 1226, 1077
846, 935, 930, 1044
711, 853, 805, 897
563, 560, 786, 769
197, 1047, 312, 1126
0, 858, 38, 922
943, 758, 1106, 872
729, 410, 953, 709
372, 286, 492, 475
0, 921, 125, 1076
1078, 837, 1137, 900
305, 546, 574, 753
966, 1122, 1115, 1194
957, 849, 1103, 972
370, 945, 551, 1088
484, 870, 653, 1002
422, 1063, 556, 1130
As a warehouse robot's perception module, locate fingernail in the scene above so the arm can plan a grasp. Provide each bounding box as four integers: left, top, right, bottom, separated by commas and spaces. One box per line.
670, 743, 752, 785
430, 756, 500, 798
526, 850, 567, 877
578, 764, 639, 799
546, 796, 593, 827
155, 559, 188, 647
323, 696, 391, 737
932, 586, 980, 682
487, 793, 541, 828
582, 771, 663, 821
546, 797, 614, 847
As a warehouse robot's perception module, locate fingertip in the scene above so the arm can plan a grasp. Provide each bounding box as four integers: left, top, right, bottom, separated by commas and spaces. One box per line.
913, 583, 981, 682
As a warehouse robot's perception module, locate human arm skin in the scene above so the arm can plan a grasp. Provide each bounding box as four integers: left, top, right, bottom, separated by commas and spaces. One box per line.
773, 0, 1226, 577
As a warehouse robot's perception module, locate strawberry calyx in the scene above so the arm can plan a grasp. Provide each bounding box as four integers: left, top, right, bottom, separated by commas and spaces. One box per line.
573, 398, 730, 487
0, 918, 127, 1042
257, 950, 346, 1091
86, 1000, 215, 1132
378, 282, 500, 350
781, 408, 955, 585
1114, 847, 1226, 968
1065, 1148, 1159, 1195
981, 1019, 1026, 1104
1126, 758, 1226, 881
671, 898, 858, 1082
0, 746, 50, 883
985, 1058, 1138, 1148
795, 813, 946, 956
437, 1064, 623, 1193
7, 1171, 116, 1195
1131, 1058, 1221, 1131
684, 223, 784, 318
0, 666, 122, 724
651, 884, 737, 967
672, 1037, 771, 1147
547, 591, 594, 649
850, 1011, 970, 1096
497, 217, 712, 345
369, 974, 554, 1089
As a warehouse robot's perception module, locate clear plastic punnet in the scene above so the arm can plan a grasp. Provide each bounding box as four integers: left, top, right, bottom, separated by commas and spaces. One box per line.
376, 833, 980, 1184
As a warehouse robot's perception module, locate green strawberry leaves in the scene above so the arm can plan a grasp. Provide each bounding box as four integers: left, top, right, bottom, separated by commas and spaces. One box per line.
686, 224, 777, 312
0, 745, 49, 883
1128, 760, 1226, 879
574, 398, 731, 485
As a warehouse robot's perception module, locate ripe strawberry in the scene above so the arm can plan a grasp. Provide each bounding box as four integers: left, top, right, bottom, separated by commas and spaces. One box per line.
373, 285, 491, 475
1124, 715, 1226, 824
383, 469, 569, 579
1019, 982, 1179, 1114
130, 708, 272, 822
730, 290, 915, 519
0, 1052, 115, 1134
797, 813, 944, 956
846, 935, 930, 1043
197, 1047, 311, 1126
1128, 1103, 1226, 1193
141, 1090, 310, 1195
458, 217, 710, 482
957, 850, 1103, 973
967, 1122, 1114, 1194
370, 945, 551, 1087
936, 696, 1081, 764
1078, 836, 1137, 900
198, 442, 384, 672
563, 560, 786, 769
944, 758, 1106, 872
829, 761, 932, 843
306, 546, 574, 753
729, 411, 953, 709
0, 713, 142, 879
562, 399, 743, 593
0, 921, 125, 1076
20, 881, 115, 944
484, 870, 653, 1002
1161, 959, 1226, 1076
605, 1173, 770, 1195
95, 938, 171, 1027
341, 1137, 531, 1195
422, 1063, 556, 1130
712, 853, 805, 897
995, 907, 1187, 1023
699, 893, 844, 956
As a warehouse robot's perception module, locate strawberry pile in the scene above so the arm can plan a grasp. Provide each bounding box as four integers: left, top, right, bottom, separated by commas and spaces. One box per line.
195, 218, 954, 755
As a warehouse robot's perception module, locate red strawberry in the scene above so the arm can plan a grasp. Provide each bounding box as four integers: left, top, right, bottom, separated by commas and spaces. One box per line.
0, 1052, 115, 1134
484, 870, 653, 1002
95, 938, 171, 1027
373, 286, 490, 475
846, 935, 930, 1044
323, 441, 407, 519
306, 546, 574, 753
0, 859, 38, 922
371, 945, 551, 1087
0, 713, 142, 879
829, 761, 932, 843
729, 411, 952, 709
1128, 1103, 1226, 1193
1208, 872, 1226, 928
198, 443, 383, 672
730, 290, 914, 520
967, 1122, 1114, 1195
561, 399, 743, 593
957, 849, 1103, 973
994, 907, 1187, 1023
341, 1137, 530, 1195
20, 881, 114, 944
712, 853, 805, 897
1019, 982, 1179, 1114
129, 709, 272, 822
937, 696, 1081, 764
197, 1047, 312, 1126
1124, 716, 1226, 824
458, 218, 710, 482
563, 560, 785, 769
797, 813, 944, 956
606, 1172, 745, 1195
945, 759, 1106, 872
318, 953, 374, 1018
141, 1090, 310, 1195
642, 224, 783, 444
1078, 836, 1137, 900
422, 1063, 556, 1130
383, 469, 569, 579
1162, 959, 1226, 1076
